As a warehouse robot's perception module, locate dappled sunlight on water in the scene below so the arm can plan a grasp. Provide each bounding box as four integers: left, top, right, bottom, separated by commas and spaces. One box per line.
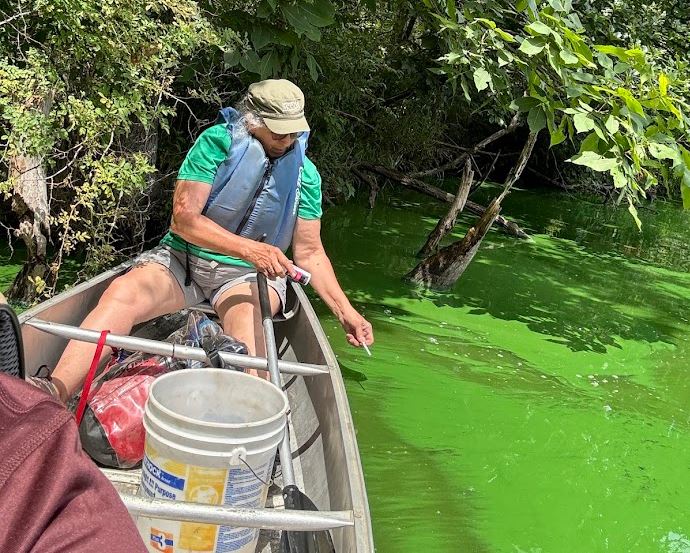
314, 187, 690, 553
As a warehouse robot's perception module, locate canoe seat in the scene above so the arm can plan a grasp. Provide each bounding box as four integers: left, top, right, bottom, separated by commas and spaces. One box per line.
191, 283, 301, 323
0, 304, 25, 379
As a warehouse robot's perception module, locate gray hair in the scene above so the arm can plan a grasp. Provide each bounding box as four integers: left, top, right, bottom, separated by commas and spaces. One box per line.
232, 96, 265, 142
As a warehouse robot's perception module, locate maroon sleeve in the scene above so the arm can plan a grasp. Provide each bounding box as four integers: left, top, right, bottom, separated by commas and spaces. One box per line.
0, 374, 147, 553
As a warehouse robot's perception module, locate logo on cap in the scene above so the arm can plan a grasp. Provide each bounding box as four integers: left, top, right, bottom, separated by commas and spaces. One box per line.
282, 100, 302, 113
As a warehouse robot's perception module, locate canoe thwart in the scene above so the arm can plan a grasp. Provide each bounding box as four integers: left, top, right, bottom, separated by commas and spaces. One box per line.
25, 319, 330, 376
121, 493, 354, 531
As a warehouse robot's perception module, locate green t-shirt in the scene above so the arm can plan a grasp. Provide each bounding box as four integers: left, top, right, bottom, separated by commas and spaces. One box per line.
161, 123, 322, 267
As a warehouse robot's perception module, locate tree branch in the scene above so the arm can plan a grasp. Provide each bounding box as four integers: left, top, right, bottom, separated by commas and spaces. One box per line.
411, 112, 521, 179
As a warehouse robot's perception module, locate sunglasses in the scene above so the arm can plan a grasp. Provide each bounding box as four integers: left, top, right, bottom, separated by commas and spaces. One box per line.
270, 131, 304, 140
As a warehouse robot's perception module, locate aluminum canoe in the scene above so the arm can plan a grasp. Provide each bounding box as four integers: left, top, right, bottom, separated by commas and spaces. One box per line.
18, 261, 374, 553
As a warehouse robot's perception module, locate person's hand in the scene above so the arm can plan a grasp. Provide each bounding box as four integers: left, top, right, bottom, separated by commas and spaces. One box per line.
340, 308, 374, 349
244, 242, 294, 278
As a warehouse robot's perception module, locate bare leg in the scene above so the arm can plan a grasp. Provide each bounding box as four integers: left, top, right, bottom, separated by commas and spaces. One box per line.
213, 280, 280, 380
50, 263, 186, 400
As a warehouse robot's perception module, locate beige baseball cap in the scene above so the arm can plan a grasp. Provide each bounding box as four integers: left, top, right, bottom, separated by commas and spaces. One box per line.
247, 79, 310, 135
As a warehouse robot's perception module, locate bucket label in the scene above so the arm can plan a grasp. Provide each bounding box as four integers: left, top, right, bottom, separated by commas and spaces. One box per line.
139, 444, 275, 553
142, 456, 185, 498
150, 528, 174, 553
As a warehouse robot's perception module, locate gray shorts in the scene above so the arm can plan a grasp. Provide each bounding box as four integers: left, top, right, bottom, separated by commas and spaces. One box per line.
133, 245, 287, 312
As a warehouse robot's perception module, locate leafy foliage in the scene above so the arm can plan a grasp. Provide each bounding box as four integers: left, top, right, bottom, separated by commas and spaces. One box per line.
2, 0, 690, 299
423, 0, 690, 218
0, 0, 217, 293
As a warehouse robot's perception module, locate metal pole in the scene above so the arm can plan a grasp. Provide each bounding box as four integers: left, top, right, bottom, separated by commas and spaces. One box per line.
25, 319, 329, 377
121, 494, 354, 531
257, 275, 296, 487
261, 310, 296, 486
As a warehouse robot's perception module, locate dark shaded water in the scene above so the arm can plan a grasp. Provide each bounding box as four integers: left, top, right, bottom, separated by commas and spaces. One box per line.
313, 187, 690, 553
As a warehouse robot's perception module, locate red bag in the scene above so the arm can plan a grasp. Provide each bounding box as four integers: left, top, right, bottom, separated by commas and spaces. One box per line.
79, 354, 174, 468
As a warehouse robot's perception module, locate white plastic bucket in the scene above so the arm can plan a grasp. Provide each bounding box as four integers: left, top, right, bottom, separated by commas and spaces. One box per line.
136, 368, 288, 553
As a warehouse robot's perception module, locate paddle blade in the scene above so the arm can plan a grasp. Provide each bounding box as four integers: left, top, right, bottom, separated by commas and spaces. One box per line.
281, 485, 336, 553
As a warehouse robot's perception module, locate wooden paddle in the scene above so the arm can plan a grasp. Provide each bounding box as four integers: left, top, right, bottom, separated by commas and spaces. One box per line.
256, 272, 336, 553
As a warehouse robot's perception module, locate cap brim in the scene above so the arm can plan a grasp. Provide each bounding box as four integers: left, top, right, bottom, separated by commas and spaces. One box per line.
263, 116, 310, 134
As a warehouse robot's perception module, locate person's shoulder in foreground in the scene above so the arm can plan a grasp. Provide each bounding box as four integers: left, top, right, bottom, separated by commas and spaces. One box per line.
0, 373, 146, 553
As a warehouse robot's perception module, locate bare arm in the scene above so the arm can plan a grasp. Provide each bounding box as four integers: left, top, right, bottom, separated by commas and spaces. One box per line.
169, 180, 294, 277
292, 218, 373, 347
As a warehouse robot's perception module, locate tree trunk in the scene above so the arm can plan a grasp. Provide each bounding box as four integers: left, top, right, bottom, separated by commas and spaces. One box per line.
6, 154, 52, 303
359, 163, 529, 239
405, 132, 539, 289
417, 159, 473, 258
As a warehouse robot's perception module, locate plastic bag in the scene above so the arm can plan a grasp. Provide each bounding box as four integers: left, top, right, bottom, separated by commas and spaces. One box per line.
78, 310, 248, 468
79, 353, 175, 468
173, 310, 249, 369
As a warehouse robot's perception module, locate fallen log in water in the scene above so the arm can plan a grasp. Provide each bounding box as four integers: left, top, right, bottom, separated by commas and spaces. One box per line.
357, 163, 529, 239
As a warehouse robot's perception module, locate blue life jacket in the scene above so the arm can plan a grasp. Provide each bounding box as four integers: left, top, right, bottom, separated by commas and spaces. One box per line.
202, 107, 308, 251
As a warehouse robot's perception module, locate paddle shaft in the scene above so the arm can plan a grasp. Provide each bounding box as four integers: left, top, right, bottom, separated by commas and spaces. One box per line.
257, 273, 296, 487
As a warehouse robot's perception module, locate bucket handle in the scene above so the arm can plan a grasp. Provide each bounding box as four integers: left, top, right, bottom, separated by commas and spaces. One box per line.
231, 447, 274, 487
229, 447, 247, 466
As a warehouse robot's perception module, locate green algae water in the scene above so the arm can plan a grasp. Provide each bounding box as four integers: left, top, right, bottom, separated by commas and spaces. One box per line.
313, 187, 690, 553
3, 187, 690, 552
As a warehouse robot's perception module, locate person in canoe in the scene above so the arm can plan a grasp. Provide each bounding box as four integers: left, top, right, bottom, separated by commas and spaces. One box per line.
31, 79, 374, 402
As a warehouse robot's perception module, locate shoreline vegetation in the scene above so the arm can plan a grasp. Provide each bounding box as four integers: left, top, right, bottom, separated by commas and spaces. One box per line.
1, 0, 688, 301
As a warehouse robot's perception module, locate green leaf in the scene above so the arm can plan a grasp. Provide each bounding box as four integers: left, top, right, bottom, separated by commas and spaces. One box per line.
648, 142, 678, 161
475, 18, 496, 29
682, 180, 690, 209
527, 106, 546, 132
594, 45, 628, 59
257, 49, 281, 79
497, 48, 513, 67
628, 200, 642, 230
446, 0, 456, 20
306, 53, 319, 82
611, 166, 627, 188
526, 21, 553, 36
494, 28, 515, 42
251, 27, 273, 50
604, 115, 619, 134
568, 151, 618, 172
565, 85, 583, 98
550, 127, 566, 146
580, 131, 599, 152
518, 37, 545, 57
596, 52, 614, 71
282, 0, 335, 40
460, 77, 471, 101
573, 112, 595, 134
239, 50, 261, 73
514, 96, 542, 112
616, 88, 644, 116
256, 0, 275, 18
659, 73, 669, 96
559, 49, 578, 65
473, 67, 491, 91
223, 49, 241, 68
